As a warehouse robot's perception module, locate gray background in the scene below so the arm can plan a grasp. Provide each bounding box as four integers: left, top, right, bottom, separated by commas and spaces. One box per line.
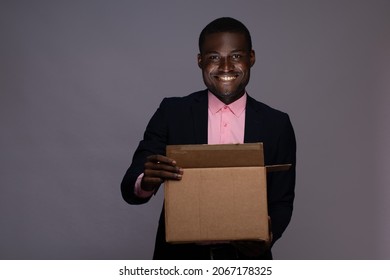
1, 0, 389, 259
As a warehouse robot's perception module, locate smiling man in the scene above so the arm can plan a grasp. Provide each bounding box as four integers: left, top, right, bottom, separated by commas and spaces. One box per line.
121, 17, 296, 260
198, 28, 255, 105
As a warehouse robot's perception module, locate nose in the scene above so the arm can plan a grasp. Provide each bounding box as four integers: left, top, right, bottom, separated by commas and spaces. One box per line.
219, 57, 233, 72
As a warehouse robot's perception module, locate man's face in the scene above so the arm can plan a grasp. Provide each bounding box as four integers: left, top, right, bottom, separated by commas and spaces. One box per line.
198, 32, 255, 105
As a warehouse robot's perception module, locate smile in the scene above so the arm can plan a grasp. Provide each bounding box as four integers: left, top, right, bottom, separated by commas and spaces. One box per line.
215, 75, 238, 81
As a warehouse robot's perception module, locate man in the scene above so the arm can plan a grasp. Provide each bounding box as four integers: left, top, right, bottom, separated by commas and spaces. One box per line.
121, 17, 296, 260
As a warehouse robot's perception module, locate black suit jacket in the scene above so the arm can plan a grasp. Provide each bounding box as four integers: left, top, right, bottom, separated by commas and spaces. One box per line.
121, 90, 296, 259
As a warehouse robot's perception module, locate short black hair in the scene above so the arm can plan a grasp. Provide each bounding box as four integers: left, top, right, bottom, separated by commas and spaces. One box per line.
198, 17, 252, 53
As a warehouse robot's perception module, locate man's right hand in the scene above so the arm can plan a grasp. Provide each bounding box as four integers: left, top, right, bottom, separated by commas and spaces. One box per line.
141, 155, 183, 192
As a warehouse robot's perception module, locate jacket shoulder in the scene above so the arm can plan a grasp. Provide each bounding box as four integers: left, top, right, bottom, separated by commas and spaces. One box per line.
247, 95, 290, 120
160, 90, 207, 107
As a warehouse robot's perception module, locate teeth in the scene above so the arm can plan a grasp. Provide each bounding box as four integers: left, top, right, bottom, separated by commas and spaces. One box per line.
219, 76, 236, 81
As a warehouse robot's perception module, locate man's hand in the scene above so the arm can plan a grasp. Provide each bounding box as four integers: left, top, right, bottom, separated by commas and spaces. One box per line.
141, 155, 183, 192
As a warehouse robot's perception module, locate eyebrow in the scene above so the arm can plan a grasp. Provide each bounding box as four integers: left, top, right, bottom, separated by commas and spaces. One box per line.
231, 49, 246, 53
202, 49, 247, 55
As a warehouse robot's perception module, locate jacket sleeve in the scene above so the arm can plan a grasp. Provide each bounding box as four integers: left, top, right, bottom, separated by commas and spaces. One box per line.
121, 99, 169, 205
267, 114, 296, 245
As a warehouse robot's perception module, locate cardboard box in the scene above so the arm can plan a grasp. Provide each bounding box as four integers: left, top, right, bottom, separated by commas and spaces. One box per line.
164, 143, 290, 244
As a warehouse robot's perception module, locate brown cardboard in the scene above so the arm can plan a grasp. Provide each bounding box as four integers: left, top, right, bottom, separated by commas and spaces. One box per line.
166, 142, 264, 168
164, 143, 290, 244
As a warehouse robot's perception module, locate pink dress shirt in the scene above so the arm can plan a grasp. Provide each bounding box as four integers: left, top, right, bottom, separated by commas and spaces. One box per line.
134, 91, 247, 198
207, 91, 246, 144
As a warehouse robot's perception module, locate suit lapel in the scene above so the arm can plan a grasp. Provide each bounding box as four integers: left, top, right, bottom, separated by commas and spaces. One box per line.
191, 90, 208, 144
244, 95, 265, 143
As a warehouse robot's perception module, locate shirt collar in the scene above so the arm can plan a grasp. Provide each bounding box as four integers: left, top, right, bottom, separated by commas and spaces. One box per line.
208, 91, 247, 117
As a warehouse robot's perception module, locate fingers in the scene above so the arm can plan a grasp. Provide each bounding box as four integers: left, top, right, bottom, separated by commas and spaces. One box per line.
144, 167, 183, 180
141, 155, 184, 192
145, 155, 183, 179
146, 155, 177, 166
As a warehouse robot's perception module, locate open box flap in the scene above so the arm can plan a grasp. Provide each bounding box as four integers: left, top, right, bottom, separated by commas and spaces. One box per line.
167, 143, 291, 171
167, 143, 264, 168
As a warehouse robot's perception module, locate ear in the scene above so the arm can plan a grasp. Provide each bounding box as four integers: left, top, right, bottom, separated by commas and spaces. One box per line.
197, 53, 202, 68
250, 50, 256, 67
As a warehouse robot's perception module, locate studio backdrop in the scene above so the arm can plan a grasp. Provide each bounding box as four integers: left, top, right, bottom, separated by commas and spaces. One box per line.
1, 0, 389, 259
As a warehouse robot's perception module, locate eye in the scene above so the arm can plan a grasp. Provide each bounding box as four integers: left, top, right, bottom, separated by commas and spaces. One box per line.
231, 54, 242, 60
208, 55, 220, 61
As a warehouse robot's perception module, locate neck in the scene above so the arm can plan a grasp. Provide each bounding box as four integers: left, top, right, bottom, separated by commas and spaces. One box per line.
214, 91, 246, 105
